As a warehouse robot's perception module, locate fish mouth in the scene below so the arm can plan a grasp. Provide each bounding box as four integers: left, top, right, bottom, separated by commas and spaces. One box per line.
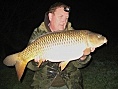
104, 37, 107, 44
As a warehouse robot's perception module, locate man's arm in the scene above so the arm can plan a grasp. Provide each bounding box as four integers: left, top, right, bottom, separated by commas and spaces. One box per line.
28, 27, 47, 45
27, 26, 47, 71
71, 47, 95, 68
71, 55, 91, 68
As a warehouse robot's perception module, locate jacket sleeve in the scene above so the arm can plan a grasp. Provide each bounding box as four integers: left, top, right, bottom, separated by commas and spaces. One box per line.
71, 55, 92, 68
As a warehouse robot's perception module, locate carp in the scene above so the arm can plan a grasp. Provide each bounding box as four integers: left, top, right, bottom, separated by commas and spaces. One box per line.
3, 30, 107, 81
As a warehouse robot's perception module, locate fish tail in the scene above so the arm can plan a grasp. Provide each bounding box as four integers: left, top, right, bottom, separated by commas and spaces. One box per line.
3, 53, 27, 81
15, 59, 27, 81
3, 53, 19, 66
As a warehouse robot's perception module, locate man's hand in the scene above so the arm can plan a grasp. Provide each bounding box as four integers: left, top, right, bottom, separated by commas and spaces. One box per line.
80, 48, 95, 60
34, 56, 40, 62
34, 56, 46, 67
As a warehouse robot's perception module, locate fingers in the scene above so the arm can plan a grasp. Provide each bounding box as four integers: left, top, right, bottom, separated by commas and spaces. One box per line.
34, 56, 40, 62
80, 55, 87, 60
91, 48, 95, 52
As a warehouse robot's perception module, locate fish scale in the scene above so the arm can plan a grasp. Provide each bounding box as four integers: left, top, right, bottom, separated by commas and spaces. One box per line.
3, 30, 107, 81
23, 30, 87, 62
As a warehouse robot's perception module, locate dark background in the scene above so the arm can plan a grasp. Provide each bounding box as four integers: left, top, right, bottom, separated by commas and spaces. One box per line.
0, 0, 117, 57
0, 0, 118, 89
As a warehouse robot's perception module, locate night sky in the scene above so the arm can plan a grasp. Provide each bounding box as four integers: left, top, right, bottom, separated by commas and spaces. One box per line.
0, 0, 117, 58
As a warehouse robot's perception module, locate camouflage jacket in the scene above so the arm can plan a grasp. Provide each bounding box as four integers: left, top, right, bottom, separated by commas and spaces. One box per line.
27, 22, 91, 71
27, 13, 91, 88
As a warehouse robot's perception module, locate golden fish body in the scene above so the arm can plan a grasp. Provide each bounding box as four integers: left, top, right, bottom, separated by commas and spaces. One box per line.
22, 30, 88, 62
3, 30, 107, 80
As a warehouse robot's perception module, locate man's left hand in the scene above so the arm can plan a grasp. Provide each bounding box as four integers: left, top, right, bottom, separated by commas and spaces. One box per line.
80, 48, 95, 60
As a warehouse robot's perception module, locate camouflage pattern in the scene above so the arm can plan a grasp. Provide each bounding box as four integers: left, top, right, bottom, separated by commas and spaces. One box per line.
27, 22, 91, 89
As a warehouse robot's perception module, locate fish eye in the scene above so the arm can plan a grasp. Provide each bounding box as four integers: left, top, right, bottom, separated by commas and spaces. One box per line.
98, 35, 102, 38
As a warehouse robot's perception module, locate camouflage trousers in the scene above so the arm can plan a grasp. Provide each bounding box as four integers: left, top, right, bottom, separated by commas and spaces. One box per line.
49, 85, 68, 89
30, 62, 83, 89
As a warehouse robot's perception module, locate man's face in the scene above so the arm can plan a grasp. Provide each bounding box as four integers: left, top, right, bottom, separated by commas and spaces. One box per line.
49, 7, 69, 32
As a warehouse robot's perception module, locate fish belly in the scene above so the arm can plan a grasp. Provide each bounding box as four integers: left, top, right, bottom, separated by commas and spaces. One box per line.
41, 43, 86, 62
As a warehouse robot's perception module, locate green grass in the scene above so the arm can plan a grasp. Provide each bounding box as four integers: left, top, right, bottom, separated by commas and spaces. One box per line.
81, 45, 118, 89
0, 63, 34, 89
0, 44, 118, 89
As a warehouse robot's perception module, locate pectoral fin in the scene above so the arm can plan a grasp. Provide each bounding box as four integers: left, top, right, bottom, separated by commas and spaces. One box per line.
83, 48, 91, 55
59, 61, 69, 71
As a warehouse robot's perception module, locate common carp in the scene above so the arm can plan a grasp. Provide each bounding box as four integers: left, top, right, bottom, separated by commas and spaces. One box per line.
3, 30, 107, 81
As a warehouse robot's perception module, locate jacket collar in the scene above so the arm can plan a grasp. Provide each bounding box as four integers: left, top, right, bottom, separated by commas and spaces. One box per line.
44, 12, 52, 32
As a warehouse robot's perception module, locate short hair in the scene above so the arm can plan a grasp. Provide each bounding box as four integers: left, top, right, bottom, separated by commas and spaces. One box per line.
49, 2, 70, 13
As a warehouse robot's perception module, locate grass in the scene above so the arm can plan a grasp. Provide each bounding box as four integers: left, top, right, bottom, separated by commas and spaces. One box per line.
82, 44, 118, 89
0, 43, 118, 89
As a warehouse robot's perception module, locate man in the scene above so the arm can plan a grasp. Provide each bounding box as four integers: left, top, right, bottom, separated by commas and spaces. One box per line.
27, 2, 92, 89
